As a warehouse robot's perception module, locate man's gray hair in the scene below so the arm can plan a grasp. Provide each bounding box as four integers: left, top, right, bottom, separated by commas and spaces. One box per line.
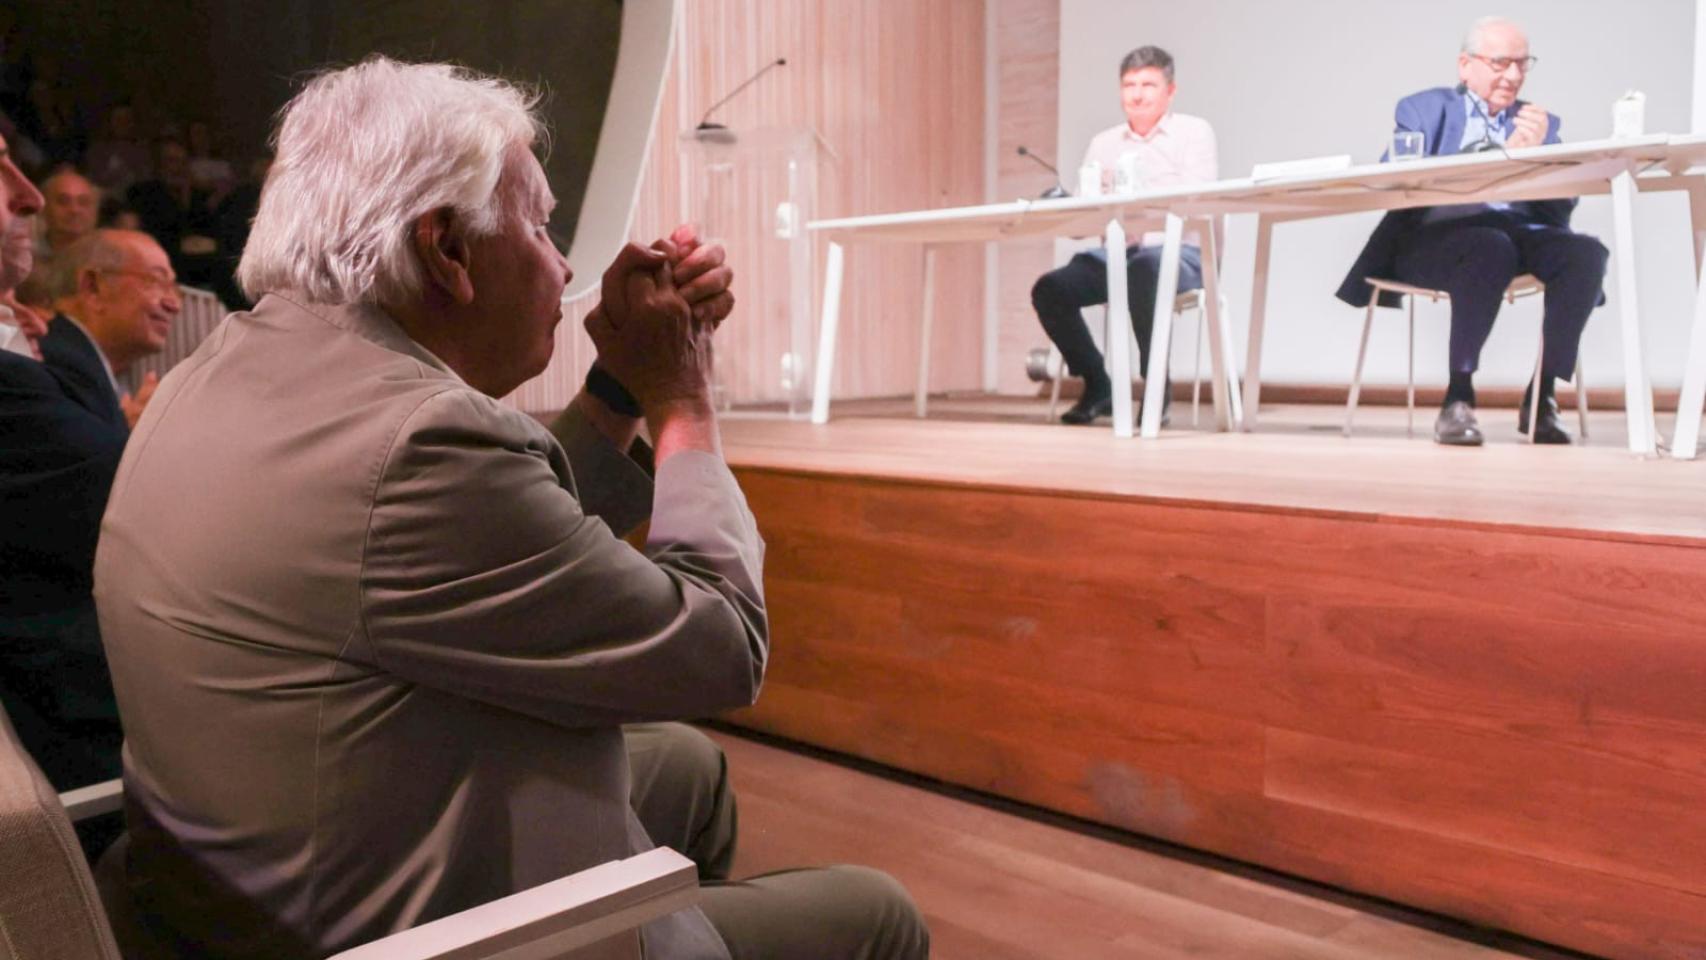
237, 56, 546, 305
1462, 15, 1522, 54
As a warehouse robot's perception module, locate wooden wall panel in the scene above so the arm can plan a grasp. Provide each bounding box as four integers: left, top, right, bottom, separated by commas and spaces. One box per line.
993, 0, 1063, 395
724, 467, 1706, 960
509, 0, 989, 414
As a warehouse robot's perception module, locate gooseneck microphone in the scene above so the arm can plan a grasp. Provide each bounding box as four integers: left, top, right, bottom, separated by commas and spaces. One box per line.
697, 58, 788, 137
1016, 146, 1070, 199
1454, 82, 1506, 155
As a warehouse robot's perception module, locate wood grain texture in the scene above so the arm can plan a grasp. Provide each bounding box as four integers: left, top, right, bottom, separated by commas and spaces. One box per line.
993, 0, 1063, 395
708, 727, 1581, 959
716, 419, 1706, 959
508, 0, 989, 413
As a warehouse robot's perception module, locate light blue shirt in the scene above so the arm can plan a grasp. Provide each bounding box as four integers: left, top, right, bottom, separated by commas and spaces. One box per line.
1423, 90, 1518, 222
1461, 90, 1515, 152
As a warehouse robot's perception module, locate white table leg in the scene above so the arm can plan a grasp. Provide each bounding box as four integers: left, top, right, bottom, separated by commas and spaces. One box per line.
1141, 214, 1185, 439
914, 246, 937, 419
1240, 215, 1274, 431
1105, 219, 1134, 438
1674, 179, 1706, 459
1198, 216, 1240, 431
1609, 167, 1657, 456
810, 240, 845, 425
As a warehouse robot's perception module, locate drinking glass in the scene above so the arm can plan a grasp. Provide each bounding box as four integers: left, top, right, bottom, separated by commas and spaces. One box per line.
1390, 130, 1424, 161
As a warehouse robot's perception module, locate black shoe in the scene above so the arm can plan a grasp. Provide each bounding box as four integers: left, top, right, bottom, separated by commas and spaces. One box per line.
1433, 400, 1484, 446
1518, 396, 1572, 445
1060, 392, 1113, 425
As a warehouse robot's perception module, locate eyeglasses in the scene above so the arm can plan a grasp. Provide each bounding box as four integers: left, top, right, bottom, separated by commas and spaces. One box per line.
101, 268, 179, 295
1469, 53, 1538, 74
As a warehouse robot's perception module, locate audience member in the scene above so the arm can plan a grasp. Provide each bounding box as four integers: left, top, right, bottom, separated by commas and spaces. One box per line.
1032, 45, 1218, 426
185, 119, 234, 198
127, 137, 222, 291
0, 135, 129, 819
94, 57, 927, 960
17, 166, 98, 305
85, 103, 152, 194
1338, 16, 1606, 446
21, 54, 82, 168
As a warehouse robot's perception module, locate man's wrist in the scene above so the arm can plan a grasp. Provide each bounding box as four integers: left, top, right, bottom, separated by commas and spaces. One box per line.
585, 363, 642, 417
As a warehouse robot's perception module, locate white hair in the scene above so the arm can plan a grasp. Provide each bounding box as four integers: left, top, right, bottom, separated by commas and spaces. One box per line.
1462, 16, 1523, 54
237, 56, 546, 305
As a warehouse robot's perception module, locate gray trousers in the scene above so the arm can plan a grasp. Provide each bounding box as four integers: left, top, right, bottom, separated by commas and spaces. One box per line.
625, 724, 929, 960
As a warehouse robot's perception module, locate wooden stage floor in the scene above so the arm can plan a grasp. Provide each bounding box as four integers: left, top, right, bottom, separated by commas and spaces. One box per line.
720, 394, 1706, 543
714, 395, 1706, 960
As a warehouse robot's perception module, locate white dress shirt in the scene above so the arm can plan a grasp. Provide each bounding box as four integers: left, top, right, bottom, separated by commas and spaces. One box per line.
1080, 112, 1218, 246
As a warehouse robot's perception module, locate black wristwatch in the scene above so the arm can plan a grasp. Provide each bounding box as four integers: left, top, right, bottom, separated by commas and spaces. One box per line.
585, 363, 642, 417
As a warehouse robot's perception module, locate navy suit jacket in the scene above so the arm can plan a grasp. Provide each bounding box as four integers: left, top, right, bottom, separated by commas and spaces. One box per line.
1336, 86, 1572, 308
0, 317, 128, 789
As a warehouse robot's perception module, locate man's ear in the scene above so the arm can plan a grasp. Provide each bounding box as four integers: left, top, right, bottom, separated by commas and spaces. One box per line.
412, 207, 475, 305
77, 266, 101, 298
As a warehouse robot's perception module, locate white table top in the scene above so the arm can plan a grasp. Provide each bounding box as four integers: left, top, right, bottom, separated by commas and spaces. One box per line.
809, 135, 1681, 244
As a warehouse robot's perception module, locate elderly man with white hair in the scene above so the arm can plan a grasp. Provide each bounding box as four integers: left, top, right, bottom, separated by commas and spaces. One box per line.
1337, 15, 1608, 447
94, 57, 927, 960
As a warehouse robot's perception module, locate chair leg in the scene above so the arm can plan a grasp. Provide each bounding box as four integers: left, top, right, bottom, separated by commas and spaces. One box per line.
1575, 356, 1589, 441
1406, 296, 1416, 438
1345, 299, 1377, 437
1047, 344, 1064, 421
1191, 303, 1204, 428
1525, 334, 1545, 445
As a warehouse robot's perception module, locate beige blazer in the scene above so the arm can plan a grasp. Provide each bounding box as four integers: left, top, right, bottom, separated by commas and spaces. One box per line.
94, 293, 766, 959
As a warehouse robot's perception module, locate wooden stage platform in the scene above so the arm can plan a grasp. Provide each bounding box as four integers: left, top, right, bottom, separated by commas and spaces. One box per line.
715, 396, 1706, 960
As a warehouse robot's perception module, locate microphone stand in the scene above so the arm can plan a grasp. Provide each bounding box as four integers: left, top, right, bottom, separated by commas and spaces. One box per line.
1016, 146, 1069, 198
695, 58, 788, 141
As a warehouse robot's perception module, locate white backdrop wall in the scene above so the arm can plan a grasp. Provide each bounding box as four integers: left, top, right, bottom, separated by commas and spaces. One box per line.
1056, 0, 1696, 389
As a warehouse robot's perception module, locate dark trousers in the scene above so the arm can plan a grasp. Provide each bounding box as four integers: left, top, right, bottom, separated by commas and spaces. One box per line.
1393, 212, 1608, 380
1031, 245, 1203, 391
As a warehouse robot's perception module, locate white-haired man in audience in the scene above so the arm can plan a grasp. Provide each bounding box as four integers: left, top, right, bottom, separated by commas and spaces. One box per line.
94, 57, 928, 960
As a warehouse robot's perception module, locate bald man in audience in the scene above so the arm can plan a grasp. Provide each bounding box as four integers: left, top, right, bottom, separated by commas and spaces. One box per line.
94, 57, 927, 960
18, 167, 98, 306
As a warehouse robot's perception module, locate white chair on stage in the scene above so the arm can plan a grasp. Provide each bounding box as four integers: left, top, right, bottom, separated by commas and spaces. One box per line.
1041, 287, 1220, 426
1039, 228, 1230, 428
0, 700, 698, 960
1346, 274, 1588, 441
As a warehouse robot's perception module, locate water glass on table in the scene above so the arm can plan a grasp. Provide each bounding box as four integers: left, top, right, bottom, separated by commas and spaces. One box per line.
1390, 130, 1424, 162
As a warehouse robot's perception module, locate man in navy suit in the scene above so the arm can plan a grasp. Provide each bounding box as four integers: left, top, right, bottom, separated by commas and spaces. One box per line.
1338, 17, 1607, 446
1, 218, 177, 802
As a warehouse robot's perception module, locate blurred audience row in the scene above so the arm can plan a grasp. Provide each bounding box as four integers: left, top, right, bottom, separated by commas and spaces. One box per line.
0, 27, 264, 309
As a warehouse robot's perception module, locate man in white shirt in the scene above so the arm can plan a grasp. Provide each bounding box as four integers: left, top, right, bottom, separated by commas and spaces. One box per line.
1032, 45, 1218, 425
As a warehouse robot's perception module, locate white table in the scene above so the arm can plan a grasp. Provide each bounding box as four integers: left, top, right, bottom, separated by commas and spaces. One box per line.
1659, 134, 1706, 459
1127, 137, 1677, 455
811, 137, 1693, 454
808, 193, 1243, 437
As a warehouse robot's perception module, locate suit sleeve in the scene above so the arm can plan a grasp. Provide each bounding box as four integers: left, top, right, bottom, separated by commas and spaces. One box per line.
545, 400, 654, 537
357, 389, 767, 729
0, 359, 129, 604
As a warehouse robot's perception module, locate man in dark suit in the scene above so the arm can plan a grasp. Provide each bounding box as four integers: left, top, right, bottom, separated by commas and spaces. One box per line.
1337, 16, 1607, 446
1, 224, 177, 800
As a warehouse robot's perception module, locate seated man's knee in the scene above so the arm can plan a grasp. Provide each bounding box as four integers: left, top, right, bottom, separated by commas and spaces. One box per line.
819, 865, 930, 960
1032, 272, 1068, 315
1575, 236, 1611, 278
